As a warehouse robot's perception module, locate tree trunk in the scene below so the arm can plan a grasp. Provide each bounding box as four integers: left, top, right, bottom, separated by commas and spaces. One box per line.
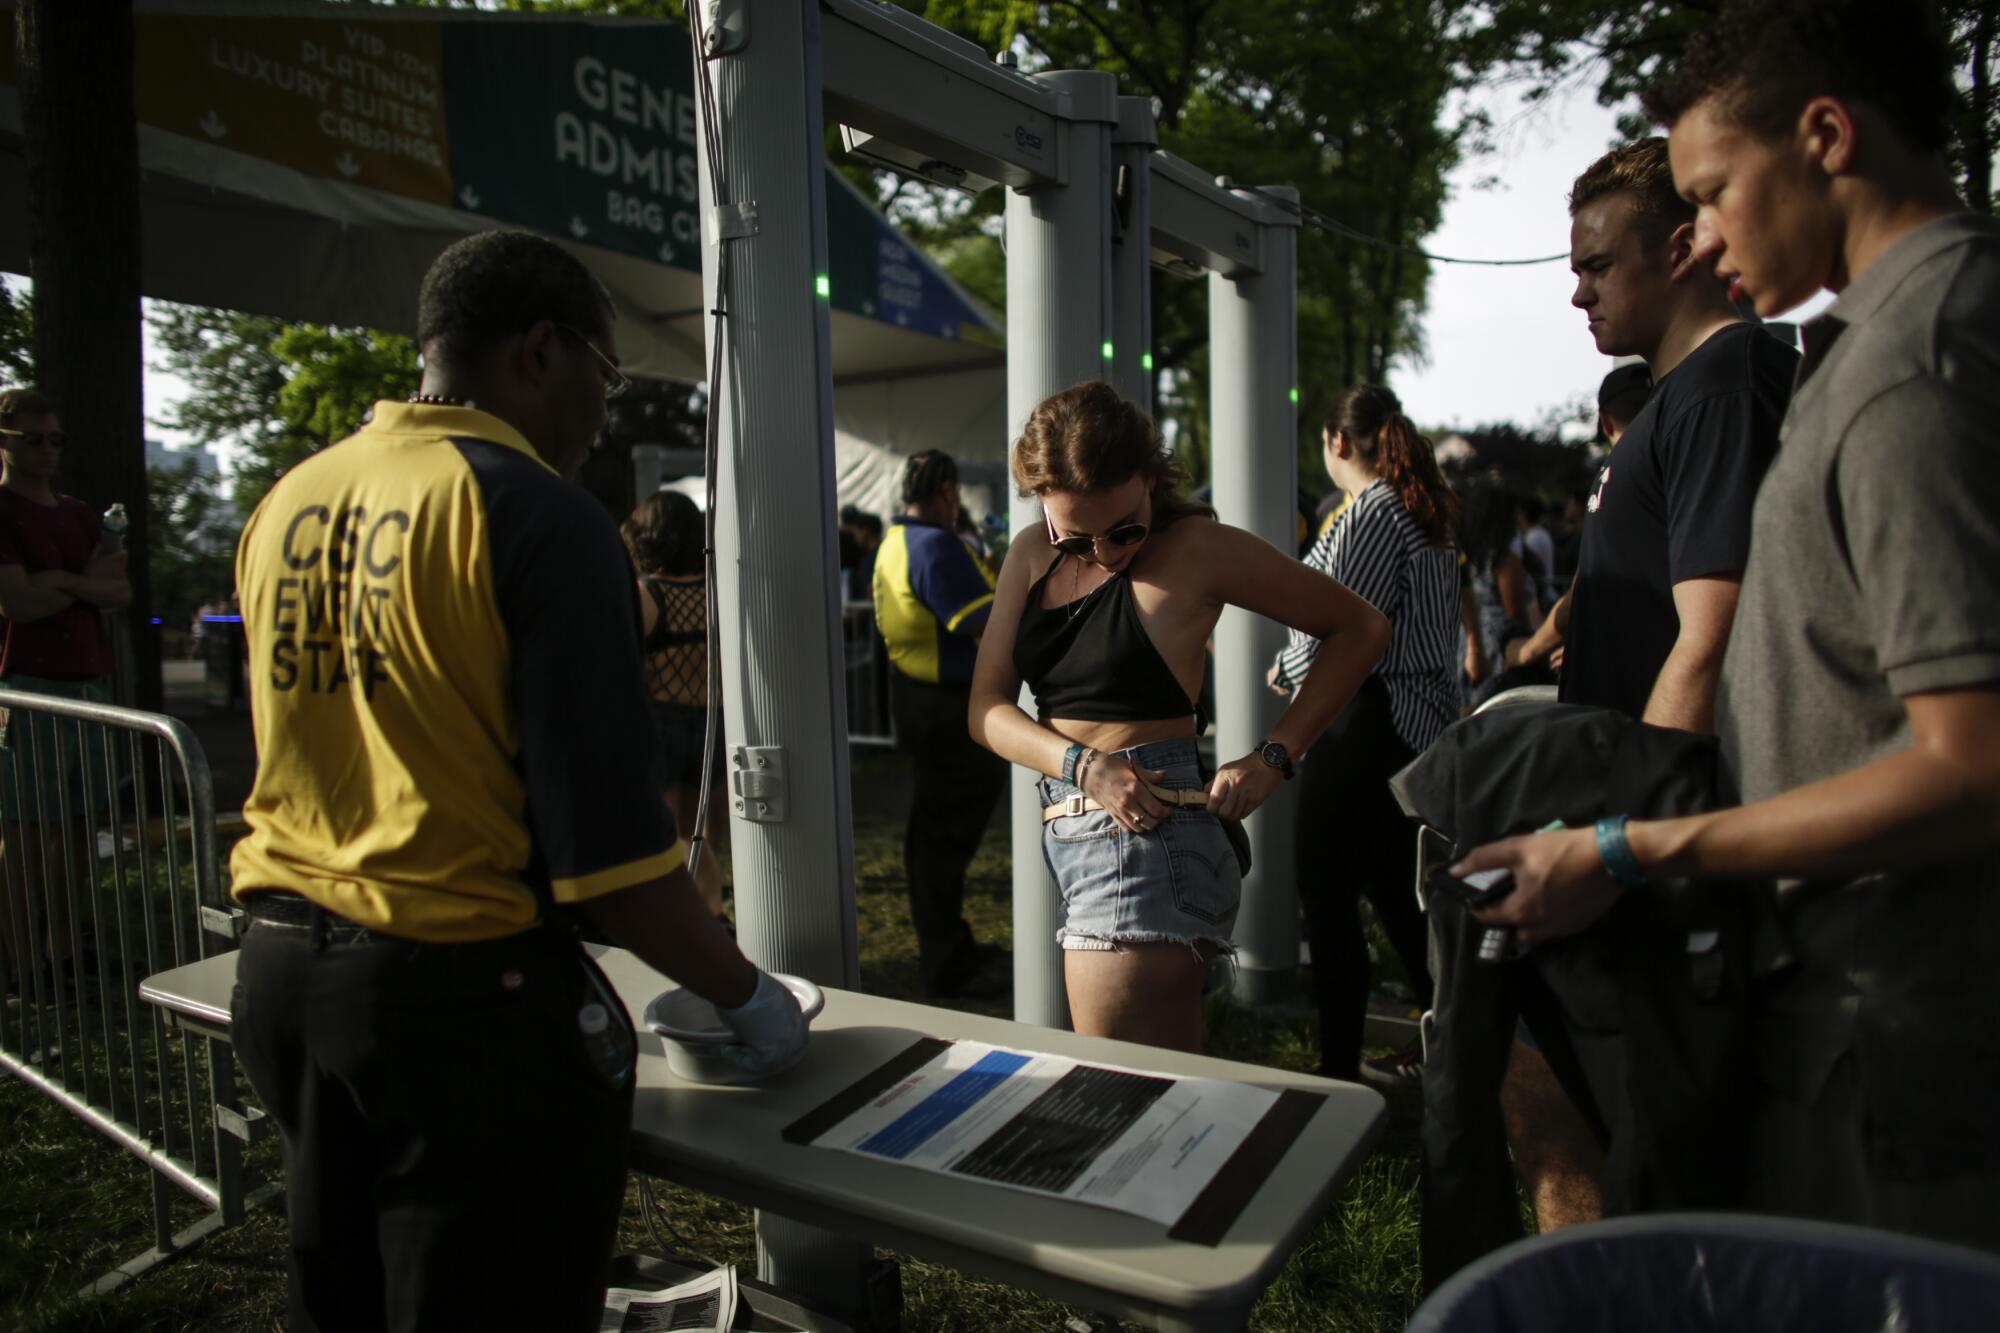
17, 0, 158, 708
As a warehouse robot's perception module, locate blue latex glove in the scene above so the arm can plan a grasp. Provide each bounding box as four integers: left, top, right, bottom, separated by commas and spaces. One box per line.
716, 968, 808, 1075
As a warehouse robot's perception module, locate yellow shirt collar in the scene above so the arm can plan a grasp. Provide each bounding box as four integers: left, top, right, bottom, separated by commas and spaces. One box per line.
363, 401, 552, 471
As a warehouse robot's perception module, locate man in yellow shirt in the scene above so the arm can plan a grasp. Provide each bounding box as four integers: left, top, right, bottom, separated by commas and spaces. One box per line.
871, 451, 1006, 996
229, 231, 804, 1332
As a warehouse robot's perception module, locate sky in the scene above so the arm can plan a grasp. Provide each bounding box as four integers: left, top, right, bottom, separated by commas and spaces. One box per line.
1394, 79, 1631, 435
1394, 75, 1835, 436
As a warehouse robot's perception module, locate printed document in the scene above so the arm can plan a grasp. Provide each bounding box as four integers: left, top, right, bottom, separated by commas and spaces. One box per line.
806, 1041, 1277, 1226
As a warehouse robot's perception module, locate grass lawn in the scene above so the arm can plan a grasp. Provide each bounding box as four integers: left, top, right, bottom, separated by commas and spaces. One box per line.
1, 751, 1429, 1331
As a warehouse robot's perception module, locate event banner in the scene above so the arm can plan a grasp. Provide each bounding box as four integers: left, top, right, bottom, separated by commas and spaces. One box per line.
0, 7, 991, 342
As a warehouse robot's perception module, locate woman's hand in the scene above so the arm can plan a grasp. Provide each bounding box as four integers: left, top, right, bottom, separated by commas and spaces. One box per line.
1206, 754, 1283, 820
1081, 752, 1173, 834
1452, 827, 1623, 947
1266, 661, 1291, 697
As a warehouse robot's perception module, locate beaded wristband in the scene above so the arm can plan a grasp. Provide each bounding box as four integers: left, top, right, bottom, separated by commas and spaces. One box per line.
1594, 814, 1646, 887
1061, 742, 1086, 787
1074, 748, 1098, 791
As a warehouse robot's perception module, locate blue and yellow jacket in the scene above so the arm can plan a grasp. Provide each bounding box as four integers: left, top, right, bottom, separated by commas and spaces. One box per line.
871, 516, 995, 685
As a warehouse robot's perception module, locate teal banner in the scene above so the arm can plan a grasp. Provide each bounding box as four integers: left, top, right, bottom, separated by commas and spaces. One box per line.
441, 20, 703, 269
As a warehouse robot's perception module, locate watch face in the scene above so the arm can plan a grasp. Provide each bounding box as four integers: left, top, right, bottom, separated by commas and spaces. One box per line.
1261, 742, 1288, 768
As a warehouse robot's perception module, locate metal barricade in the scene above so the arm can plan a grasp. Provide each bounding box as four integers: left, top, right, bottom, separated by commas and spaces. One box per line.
841, 602, 896, 747
0, 686, 254, 1288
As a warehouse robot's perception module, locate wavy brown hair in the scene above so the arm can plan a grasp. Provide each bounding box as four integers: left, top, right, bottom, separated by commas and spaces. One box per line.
1327, 385, 1458, 546
1011, 381, 1212, 529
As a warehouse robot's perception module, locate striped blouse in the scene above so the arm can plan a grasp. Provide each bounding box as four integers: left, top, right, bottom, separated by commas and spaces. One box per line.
1272, 479, 1460, 754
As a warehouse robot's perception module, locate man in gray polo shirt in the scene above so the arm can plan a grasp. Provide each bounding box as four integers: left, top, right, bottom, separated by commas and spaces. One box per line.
1451, 0, 2000, 1248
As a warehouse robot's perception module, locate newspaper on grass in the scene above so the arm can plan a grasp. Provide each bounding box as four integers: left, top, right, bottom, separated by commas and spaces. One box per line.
808, 1041, 1279, 1227
598, 1263, 737, 1333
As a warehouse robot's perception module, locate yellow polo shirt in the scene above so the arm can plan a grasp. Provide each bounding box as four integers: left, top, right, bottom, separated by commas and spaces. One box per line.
230, 402, 684, 942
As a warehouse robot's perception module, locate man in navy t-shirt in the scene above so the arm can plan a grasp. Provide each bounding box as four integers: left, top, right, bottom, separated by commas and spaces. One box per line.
1517, 138, 1797, 731
1475, 138, 1795, 1250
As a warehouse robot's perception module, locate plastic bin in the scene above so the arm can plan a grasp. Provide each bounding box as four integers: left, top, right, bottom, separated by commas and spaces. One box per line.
1405, 1213, 2000, 1333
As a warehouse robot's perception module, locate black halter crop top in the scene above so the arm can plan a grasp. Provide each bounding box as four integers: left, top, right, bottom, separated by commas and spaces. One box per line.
1012, 554, 1195, 722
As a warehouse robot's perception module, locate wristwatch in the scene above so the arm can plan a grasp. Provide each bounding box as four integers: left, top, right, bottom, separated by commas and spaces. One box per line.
1257, 739, 1295, 780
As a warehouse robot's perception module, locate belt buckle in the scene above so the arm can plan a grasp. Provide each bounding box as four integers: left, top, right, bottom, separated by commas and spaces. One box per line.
1064, 794, 1086, 817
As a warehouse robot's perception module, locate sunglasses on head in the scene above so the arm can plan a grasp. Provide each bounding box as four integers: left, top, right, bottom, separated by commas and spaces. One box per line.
0, 427, 64, 449
1045, 513, 1150, 558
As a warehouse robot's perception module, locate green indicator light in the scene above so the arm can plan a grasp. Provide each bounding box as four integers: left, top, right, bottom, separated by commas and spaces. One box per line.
1101, 341, 1115, 360
1289, 386, 1300, 404
815, 274, 830, 298
1142, 353, 1155, 371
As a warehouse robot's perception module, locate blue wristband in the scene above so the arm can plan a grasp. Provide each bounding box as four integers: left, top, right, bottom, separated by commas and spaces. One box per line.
1594, 815, 1645, 886
1061, 742, 1086, 787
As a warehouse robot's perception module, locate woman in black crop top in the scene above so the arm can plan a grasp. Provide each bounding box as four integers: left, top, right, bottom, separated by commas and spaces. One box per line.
623, 491, 727, 920
969, 382, 1391, 1053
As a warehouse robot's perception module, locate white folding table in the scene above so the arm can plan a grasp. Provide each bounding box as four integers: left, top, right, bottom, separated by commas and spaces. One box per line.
142, 945, 1385, 1332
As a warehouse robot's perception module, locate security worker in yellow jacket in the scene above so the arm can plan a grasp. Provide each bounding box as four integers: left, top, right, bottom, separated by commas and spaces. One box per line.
872, 451, 1008, 996
228, 231, 805, 1333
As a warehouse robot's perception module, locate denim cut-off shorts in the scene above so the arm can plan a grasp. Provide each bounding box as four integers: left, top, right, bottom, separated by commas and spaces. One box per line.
1038, 736, 1241, 953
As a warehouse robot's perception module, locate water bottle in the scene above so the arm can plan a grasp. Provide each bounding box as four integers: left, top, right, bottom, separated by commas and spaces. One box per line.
577, 1001, 635, 1089
101, 503, 128, 554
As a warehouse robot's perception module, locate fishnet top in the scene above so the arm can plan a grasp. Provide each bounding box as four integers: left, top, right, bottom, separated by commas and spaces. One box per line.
640, 574, 708, 707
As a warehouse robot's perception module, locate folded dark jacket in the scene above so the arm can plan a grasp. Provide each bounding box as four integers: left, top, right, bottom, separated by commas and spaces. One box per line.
1393, 701, 1781, 1287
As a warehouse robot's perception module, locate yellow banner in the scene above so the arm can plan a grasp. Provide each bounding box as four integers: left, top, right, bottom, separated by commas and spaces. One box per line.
134, 14, 451, 208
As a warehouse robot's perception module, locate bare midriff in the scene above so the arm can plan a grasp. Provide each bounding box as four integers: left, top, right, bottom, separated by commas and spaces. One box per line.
1044, 714, 1197, 755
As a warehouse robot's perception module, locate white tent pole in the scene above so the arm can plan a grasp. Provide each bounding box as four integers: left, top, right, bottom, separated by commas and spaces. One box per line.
1207, 185, 1301, 1005
1109, 97, 1157, 415
693, 0, 869, 1313
1005, 69, 1118, 1031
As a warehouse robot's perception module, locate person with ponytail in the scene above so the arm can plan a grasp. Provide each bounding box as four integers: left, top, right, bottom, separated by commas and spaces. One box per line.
970, 381, 1389, 1052
1269, 385, 1461, 1085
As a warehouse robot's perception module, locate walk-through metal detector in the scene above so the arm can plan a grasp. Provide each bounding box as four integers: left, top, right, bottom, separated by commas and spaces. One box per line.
690, 2, 1297, 1318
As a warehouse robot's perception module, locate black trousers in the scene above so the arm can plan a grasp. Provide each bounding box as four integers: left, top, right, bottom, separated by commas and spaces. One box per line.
232, 913, 633, 1333
892, 672, 1007, 985
1295, 675, 1434, 1080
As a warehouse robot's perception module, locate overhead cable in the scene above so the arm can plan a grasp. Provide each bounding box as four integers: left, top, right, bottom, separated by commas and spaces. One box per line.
1239, 184, 1571, 267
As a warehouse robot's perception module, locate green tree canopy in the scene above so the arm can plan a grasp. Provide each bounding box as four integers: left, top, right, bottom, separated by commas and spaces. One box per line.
149, 304, 417, 518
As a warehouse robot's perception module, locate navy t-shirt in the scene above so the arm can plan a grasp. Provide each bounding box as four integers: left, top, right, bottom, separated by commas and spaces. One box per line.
1560, 324, 1799, 717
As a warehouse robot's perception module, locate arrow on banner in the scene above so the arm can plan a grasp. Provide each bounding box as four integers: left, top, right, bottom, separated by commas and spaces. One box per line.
198, 110, 228, 140
334, 152, 361, 179
569, 216, 589, 239
458, 185, 482, 211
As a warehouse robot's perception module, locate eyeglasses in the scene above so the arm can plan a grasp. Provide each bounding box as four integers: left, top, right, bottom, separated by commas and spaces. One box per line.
0, 428, 65, 449
555, 324, 632, 400
1045, 511, 1150, 558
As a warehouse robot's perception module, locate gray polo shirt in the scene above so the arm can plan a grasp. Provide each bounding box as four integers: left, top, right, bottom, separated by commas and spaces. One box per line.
1715, 212, 2000, 1130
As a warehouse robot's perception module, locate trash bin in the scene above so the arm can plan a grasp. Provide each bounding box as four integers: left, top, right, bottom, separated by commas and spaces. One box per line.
201, 614, 246, 714
1405, 1212, 2000, 1333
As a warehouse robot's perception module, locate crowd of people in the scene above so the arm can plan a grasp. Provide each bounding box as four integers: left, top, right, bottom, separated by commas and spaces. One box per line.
0, 0, 1986, 1325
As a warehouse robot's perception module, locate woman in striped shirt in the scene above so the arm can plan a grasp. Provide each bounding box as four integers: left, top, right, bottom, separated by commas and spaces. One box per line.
1269, 385, 1460, 1084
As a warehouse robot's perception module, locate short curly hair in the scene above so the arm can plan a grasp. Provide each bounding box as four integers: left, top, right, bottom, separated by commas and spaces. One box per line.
1645, 0, 1956, 154
417, 230, 615, 373
1569, 138, 1694, 239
